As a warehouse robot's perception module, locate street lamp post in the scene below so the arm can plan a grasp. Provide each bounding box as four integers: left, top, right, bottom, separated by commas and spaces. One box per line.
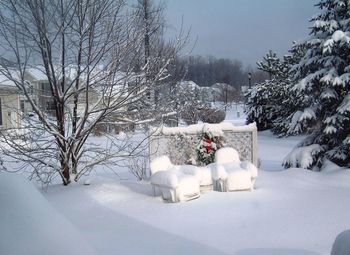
248, 72, 252, 89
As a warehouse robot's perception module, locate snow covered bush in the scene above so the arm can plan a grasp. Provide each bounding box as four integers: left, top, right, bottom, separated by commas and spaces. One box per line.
283, 0, 350, 169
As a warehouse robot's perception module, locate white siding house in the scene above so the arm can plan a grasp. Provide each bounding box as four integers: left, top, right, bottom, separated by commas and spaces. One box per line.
0, 75, 21, 129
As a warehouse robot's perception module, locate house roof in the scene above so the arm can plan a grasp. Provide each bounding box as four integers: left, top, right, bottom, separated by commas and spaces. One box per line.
26, 67, 48, 81
0, 73, 18, 89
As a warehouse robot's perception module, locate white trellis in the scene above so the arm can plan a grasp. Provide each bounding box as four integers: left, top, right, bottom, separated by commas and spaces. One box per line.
149, 122, 258, 166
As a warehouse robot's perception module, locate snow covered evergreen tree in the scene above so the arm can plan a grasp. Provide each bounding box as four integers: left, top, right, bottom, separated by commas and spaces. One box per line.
256, 50, 283, 80
246, 50, 287, 130
284, 0, 350, 169
270, 42, 308, 136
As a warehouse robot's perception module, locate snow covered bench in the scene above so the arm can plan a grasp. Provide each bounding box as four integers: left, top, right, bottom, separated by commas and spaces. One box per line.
210, 147, 258, 192
150, 156, 202, 202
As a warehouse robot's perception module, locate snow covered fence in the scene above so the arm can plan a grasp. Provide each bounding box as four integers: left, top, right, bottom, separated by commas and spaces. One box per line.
149, 122, 258, 166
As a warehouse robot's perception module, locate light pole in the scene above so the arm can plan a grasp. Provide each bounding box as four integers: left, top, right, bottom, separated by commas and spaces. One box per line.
248, 72, 252, 89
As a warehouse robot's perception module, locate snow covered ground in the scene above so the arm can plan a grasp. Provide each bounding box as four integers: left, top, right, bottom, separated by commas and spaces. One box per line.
2, 105, 350, 255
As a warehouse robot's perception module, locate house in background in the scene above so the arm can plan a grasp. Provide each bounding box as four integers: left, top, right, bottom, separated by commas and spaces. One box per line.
0, 74, 21, 129
0, 66, 133, 125
23, 68, 53, 115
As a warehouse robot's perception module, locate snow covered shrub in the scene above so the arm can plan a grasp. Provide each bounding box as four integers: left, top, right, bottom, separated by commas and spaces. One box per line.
283, 0, 350, 168
199, 107, 226, 123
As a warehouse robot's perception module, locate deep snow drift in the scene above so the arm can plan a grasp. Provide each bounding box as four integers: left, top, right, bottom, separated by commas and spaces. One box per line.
0, 172, 97, 255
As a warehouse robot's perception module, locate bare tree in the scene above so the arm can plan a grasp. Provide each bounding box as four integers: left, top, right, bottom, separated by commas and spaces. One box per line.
0, 0, 185, 185
132, 0, 166, 109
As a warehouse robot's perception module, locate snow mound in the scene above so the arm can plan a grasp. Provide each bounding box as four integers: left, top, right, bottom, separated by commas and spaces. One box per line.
0, 173, 98, 255
331, 229, 350, 255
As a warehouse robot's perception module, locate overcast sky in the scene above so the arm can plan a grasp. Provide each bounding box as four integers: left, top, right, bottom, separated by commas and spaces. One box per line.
163, 0, 317, 67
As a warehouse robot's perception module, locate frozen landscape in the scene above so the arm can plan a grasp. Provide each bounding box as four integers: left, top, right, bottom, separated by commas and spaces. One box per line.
1, 107, 350, 255
0, 0, 350, 254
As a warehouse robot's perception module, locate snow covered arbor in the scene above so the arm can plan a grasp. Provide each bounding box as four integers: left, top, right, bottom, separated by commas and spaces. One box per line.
149, 122, 258, 166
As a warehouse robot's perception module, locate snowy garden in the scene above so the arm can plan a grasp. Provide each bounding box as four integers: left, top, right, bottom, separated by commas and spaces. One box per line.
1, 0, 350, 255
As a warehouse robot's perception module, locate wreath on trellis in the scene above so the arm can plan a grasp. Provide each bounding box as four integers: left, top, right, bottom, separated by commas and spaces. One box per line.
196, 131, 223, 165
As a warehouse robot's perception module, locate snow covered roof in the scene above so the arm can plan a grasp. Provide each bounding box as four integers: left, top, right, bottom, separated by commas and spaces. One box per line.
151, 122, 257, 136
0, 74, 16, 87
178, 80, 201, 90
26, 67, 48, 81
26, 65, 136, 85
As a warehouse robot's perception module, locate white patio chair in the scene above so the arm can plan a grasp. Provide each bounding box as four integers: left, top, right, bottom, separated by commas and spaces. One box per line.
149, 156, 201, 202
210, 147, 258, 192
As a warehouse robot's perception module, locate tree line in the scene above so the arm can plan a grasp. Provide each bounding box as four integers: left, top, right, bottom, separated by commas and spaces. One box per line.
171, 55, 267, 89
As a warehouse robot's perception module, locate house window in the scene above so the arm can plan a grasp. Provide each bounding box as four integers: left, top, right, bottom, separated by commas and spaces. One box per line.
0, 98, 2, 126
25, 81, 34, 94
41, 82, 50, 95
20, 100, 25, 113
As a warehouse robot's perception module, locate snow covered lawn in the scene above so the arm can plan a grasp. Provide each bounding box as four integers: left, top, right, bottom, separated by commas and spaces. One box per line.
38, 130, 350, 255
